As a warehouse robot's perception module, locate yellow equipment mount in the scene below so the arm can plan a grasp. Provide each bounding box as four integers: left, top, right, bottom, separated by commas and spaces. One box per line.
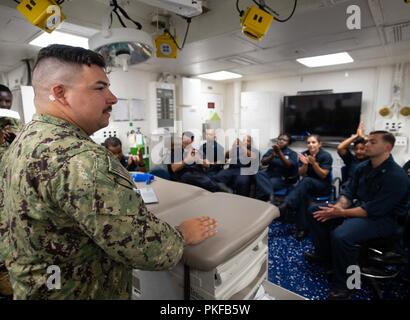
241, 6, 273, 41
17, 0, 64, 33
155, 33, 178, 59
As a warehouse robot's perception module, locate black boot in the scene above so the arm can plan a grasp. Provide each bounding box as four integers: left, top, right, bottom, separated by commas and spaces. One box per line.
278, 203, 288, 218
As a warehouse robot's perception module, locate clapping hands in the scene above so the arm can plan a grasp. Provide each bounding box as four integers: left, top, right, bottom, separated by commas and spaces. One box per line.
272, 144, 281, 155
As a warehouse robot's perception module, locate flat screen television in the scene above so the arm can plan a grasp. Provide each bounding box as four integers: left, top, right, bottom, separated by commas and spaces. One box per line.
283, 92, 362, 141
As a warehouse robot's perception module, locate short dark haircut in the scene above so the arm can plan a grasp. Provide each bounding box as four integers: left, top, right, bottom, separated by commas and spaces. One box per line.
369, 130, 395, 147
306, 134, 321, 143
182, 131, 195, 142
353, 136, 366, 147
279, 133, 293, 145
0, 84, 11, 94
33, 44, 106, 71
103, 137, 122, 148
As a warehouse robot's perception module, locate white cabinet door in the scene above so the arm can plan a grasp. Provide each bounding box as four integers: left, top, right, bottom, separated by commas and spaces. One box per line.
180, 93, 223, 136
241, 91, 282, 151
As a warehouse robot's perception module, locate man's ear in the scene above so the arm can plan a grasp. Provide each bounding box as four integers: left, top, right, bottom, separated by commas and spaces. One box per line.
50, 85, 68, 105
386, 143, 393, 153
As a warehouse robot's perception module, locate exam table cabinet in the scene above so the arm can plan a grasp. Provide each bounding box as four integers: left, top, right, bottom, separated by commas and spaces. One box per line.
132, 177, 306, 300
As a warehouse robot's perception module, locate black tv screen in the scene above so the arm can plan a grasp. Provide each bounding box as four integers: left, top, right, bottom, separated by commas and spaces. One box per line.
283, 92, 362, 140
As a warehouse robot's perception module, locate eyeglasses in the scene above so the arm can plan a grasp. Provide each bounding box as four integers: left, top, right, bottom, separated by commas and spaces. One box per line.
277, 137, 289, 142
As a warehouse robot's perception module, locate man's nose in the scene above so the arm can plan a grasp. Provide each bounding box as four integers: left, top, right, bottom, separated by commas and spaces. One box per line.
107, 90, 118, 105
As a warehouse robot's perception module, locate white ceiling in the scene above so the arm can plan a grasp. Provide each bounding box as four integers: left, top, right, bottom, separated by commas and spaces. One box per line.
0, 0, 410, 80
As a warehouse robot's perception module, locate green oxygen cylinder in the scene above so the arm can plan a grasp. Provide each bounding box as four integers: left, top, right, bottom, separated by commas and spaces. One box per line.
130, 127, 149, 170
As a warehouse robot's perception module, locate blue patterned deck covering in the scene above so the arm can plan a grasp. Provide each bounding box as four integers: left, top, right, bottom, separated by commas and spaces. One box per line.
268, 221, 410, 300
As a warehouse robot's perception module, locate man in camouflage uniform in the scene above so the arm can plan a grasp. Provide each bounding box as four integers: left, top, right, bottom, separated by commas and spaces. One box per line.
0, 84, 22, 297
0, 84, 23, 161
0, 45, 217, 299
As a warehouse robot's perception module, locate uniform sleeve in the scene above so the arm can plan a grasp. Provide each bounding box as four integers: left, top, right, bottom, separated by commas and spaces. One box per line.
288, 151, 299, 176
340, 150, 353, 167
0, 144, 9, 163
0, 175, 6, 264
318, 151, 333, 171
298, 150, 308, 168
361, 172, 409, 218
0, 118, 22, 135
340, 166, 360, 201
262, 149, 272, 159
48, 150, 184, 271
10, 119, 23, 133
403, 160, 410, 175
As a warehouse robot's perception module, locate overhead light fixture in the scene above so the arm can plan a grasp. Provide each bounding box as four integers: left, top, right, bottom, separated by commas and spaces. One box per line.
29, 30, 89, 48
197, 71, 243, 81
296, 52, 354, 67
89, 28, 154, 71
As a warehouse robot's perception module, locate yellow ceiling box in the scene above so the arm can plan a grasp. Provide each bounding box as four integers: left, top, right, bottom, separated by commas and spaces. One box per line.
17, 0, 65, 33
241, 6, 273, 41
155, 33, 178, 59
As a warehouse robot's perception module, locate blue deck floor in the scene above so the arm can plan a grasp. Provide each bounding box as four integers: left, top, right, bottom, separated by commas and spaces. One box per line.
268, 221, 410, 300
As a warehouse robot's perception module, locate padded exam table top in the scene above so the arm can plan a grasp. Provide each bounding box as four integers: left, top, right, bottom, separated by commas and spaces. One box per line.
135, 177, 278, 271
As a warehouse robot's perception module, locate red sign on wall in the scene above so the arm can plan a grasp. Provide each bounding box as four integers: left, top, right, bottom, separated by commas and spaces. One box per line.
208, 102, 215, 109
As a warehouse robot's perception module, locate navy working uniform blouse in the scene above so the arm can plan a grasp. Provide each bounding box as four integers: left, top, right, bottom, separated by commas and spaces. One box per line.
263, 146, 299, 180
341, 155, 410, 220
340, 150, 366, 182
302, 148, 333, 183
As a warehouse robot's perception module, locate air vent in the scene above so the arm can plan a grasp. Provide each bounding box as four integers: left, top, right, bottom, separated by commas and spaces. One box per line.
318, 0, 350, 8
384, 22, 410, 43
224, 56, 260, 66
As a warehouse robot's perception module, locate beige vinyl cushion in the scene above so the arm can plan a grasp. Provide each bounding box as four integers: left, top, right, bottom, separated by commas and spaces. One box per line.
135, 177, 278, 271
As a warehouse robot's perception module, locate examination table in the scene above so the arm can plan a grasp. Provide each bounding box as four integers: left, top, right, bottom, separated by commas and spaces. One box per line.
132, 176, 305, 300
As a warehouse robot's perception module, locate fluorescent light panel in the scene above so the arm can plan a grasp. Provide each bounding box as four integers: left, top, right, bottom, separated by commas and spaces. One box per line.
296, 52, 354, 67
29, 30, 89, 49
197, 71, 242, 81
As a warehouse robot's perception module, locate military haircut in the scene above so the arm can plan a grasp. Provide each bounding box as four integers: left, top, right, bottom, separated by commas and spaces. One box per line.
32, 45, 106, 96
104, 136, 122, 148
0, 84, 11, 94
33, 44, 106, 71
369, 130, 395, 147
